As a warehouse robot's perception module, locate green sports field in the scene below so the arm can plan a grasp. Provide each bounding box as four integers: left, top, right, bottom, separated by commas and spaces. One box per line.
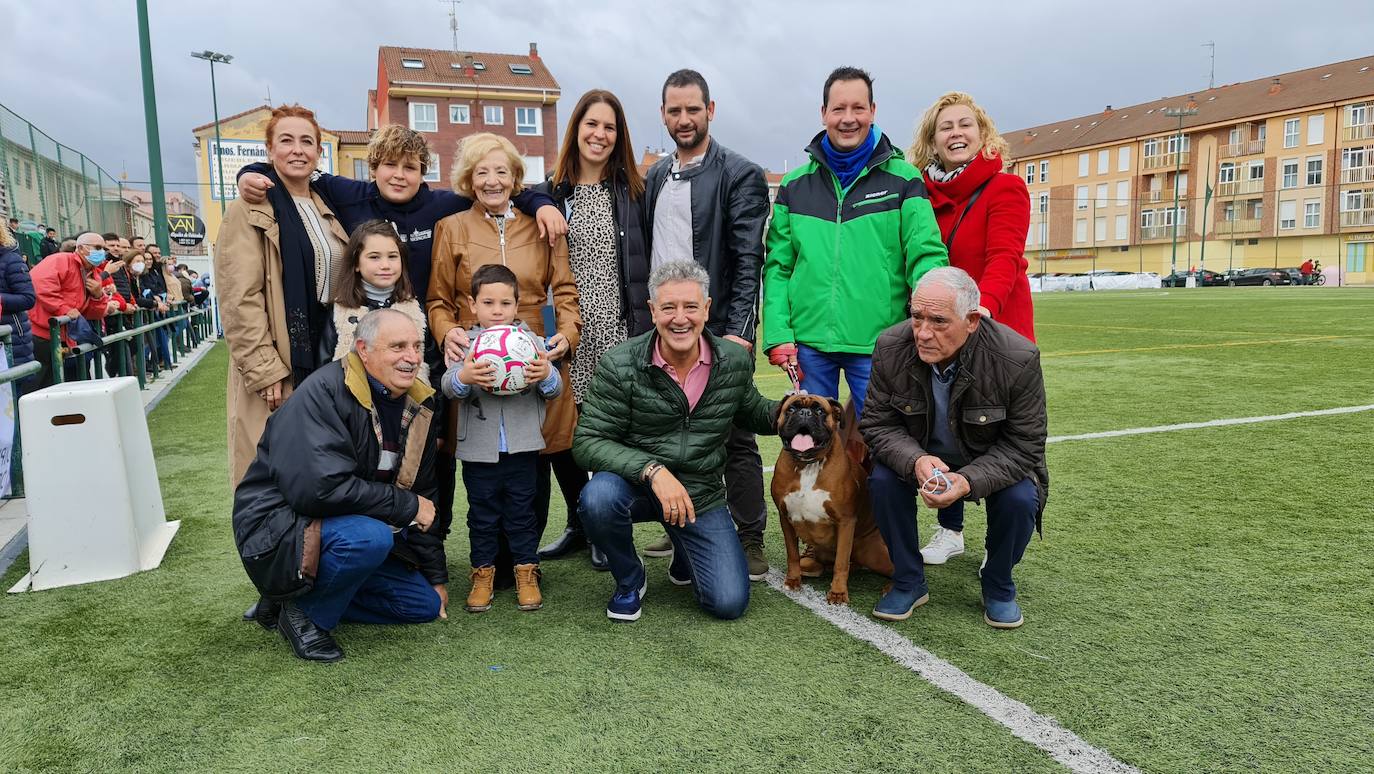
2, 286, 1372, 772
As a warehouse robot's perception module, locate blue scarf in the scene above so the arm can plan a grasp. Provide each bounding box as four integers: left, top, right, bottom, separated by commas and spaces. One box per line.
821, 126, 879, 190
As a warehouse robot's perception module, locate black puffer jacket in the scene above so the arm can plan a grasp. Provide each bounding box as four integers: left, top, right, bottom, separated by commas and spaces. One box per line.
232, 355, 446, 600
0, 244, 36, 367
539, 178, 653, 337
643, 141, 769, 342
859, 318, 1049, 531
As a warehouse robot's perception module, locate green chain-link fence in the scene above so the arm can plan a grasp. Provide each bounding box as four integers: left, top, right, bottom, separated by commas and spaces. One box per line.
0, 101, 133, 264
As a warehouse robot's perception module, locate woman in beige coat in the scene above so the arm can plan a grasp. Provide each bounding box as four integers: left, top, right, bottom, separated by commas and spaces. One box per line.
428, 133, 581, 546
215, 105, 349, 485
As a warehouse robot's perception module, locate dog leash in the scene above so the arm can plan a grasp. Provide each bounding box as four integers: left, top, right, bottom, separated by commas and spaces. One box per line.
784, 362, 802, 392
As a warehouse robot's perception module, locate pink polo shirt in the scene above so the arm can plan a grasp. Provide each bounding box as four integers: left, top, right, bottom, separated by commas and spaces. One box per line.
653, 336, 713, 411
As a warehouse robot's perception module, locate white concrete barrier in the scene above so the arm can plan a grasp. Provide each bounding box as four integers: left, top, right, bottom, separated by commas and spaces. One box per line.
9, 377, 179, 592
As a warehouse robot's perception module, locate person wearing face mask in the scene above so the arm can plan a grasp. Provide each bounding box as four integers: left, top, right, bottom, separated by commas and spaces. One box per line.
908, 92, 1035, 567
216, 104, 351, 487
532, 89, 653, 570
27, 232, 122, 388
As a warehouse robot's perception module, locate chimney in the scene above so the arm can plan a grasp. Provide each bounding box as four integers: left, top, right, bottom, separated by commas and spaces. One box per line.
465, 54, 475, 77
1024, 130, 1035, 143
1186, 95, 1198, 110
529, 42, 539, 59
1269, 77, 1283, 95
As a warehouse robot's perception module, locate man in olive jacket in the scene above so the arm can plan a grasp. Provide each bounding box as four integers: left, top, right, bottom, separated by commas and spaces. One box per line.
860, 268, 1047, 629
233, 310, 446, 662
574, 261, 779, 623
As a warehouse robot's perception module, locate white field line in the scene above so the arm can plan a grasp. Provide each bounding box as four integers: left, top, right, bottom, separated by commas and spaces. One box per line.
761, 403, 1374, 473
765, 570, 1142, 774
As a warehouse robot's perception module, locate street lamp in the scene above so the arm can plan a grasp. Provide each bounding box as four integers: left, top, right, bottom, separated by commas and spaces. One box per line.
192, 50, 233, 216
1163, 105, 1198, 278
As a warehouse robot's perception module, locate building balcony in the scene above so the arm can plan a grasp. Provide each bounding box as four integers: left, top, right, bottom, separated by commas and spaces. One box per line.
1340, 166, 1374, 184
1340, 209, 1374, 228
1142, 151, 1190, 171
1220, 218, 1262, 234
1342, 123, 1374, 142
1219, 140, 1267, 159
1216, 179, 1265, 197
1140, 224, 1187, 240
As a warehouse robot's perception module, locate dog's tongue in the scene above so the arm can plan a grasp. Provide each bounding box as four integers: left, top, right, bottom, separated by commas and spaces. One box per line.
790, 434, 816, 452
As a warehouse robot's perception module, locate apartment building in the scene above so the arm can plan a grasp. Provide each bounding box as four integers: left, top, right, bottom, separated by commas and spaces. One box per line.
1006, 54, 1374, 284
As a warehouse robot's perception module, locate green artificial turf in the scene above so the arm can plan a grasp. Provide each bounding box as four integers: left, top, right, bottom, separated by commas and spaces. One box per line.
2, 286, 1372, 772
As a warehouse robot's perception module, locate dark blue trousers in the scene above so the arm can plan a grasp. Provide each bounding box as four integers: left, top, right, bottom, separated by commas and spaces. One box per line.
869, 463, 1037, 603
462, 451, 540, 567
295, 515, 441, 631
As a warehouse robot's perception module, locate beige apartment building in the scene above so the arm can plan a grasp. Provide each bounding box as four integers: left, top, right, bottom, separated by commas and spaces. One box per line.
1005, 54, 1374, 284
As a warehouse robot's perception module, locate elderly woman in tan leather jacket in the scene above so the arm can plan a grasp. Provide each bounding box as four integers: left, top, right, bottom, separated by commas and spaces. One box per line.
215, 104, 349, 485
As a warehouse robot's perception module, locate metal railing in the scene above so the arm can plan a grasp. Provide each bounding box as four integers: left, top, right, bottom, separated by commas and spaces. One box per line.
1223, 218, 1263, 234
1219, 140, 1267, 158
1341, 123, 1374, 142
1340, 209, 1374, 228
1216, 179, 1266, 197
1340, 166, 1374, 184
45, 301, 214, 389
0, 324, 41, 498
1143, 151, 1191, 171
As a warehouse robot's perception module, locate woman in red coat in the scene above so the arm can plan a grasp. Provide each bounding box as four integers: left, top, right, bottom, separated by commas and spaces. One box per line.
908, 91, 1035, 564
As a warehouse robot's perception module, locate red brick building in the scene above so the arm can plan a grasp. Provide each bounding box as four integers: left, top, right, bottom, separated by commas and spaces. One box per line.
369, 44, 561, 187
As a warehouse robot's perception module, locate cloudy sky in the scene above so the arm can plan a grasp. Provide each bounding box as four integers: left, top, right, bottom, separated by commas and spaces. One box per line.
2, 0, 1369, 200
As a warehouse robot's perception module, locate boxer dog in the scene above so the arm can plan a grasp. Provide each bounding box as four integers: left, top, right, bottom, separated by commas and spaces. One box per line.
771, 393, 893, 604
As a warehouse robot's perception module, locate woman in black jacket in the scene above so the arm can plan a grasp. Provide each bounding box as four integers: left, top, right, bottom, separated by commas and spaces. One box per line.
534, 89, 652, 566
0, 223, 37, 392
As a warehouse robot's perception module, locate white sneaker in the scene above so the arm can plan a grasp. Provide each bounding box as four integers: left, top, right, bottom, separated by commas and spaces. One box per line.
921, 527, 965, 565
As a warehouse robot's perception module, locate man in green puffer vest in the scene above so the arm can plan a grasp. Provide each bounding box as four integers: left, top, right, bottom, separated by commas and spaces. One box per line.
573, 260, 780, 623
763, 66, 948, 416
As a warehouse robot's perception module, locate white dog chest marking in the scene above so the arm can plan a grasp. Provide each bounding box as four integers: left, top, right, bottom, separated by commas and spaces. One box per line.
783, 463, 832, 524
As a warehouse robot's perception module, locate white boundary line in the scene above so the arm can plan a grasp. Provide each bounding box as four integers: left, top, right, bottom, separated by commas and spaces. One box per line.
762, 403, 1374, 473
765, 570, 1142, 774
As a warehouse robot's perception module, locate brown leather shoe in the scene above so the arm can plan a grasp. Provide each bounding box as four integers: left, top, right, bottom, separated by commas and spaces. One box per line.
466, 566, 496, 613
514, 563, 543, 611
799, 543, 824, 578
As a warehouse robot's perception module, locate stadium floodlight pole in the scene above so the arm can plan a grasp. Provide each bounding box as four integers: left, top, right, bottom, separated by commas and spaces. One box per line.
136, 0, 171, 255
1163, 106, 1198, 278
192, 51, 233, 216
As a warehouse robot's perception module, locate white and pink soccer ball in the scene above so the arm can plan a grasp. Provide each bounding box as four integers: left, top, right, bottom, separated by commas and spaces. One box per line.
471, 325, 541, 395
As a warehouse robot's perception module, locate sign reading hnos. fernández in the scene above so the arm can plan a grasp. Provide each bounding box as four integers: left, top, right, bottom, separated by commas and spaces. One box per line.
207, 139, 334, 201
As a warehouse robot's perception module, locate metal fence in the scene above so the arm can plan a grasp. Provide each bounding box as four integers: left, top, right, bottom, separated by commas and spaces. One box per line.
0, 101, 133, 261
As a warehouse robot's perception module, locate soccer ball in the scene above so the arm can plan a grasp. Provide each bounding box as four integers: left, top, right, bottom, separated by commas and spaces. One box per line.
471, 325, 540, 395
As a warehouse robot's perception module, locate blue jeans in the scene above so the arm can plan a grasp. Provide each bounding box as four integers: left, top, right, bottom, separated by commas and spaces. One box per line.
462, 451, 539, 567
938, 501, 965, 532
797, 345, 874, 416
295, 515, 441, 630
579, 472, 749, 620
868, 463, 1036, 603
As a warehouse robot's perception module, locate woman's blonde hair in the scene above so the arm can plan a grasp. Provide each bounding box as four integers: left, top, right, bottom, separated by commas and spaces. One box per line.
0, 221, 14, 249
907, 91, 1010, 170
450, 133, 525, 198
366, 124, 432, 175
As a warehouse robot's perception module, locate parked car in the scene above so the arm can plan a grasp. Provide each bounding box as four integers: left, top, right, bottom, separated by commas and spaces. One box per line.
1161, 269, 1227, 287
1225, 267, 1293, 286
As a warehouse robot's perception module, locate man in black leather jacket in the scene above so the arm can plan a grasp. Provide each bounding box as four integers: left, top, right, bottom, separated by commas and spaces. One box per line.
642, 69, 772, 580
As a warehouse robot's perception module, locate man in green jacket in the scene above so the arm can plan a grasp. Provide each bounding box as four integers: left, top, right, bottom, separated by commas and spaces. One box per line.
574, 260, 779, 622
763, 66, 948, 415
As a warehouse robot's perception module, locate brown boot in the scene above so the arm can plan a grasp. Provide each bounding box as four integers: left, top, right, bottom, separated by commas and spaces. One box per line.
514, 563, 543, 611
466, 566, 495, 613
799, 543, 824, 578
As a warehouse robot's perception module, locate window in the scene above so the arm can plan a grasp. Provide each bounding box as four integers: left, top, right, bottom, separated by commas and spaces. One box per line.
1247, 162, 1264, 182
1219, 162, 1236, 184
1228, 127, 1241, 146
1114, 214, 1127, 240
423, 153, 440, 183
1037, 221, 1047, 245
1039, 160, 1048, 182
1256, 124, 1266, 142
1097, 150, 1109, 174
408, 102, 437, 132
1349, 103, 1369, 127
1222, 202, 1235, 222
1094, 216, 1106, 241
1165, 134, 1189, 154
1252, 202, 1262, 221
508, 64, 533, 75
1343, 190, 1365, 212
449, 104, 470, 124
1284, 118, 1300, 148
1343, 146, 1366, 170
353, 159, 367, 180
1307, 114, 1324, 145
23, 161, 31, 188
1037, 192, 1048, 214
1304, 200, 1321, 228
1307, 157, 1324, 186
1143, 138, 1159, 157
515, 107, 541, 136
1349, 242, 1368, 273
522, 155, 545, 184
1282, 160, 1298, 189
1078, 153, 1089, 177
1024, 163, 1034, 184
1118, 147, 1131, 172
1116, 180, 1129, 205
1075, 218, 1087, 243
470, 61, 486, 71
1075, 185, 1088, 209
1140, 211, 1155, 228
1279, 200, 1297, 230
1095, 183, 1108, 208
483, 105, 503, 125
401, 58, 424, 69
